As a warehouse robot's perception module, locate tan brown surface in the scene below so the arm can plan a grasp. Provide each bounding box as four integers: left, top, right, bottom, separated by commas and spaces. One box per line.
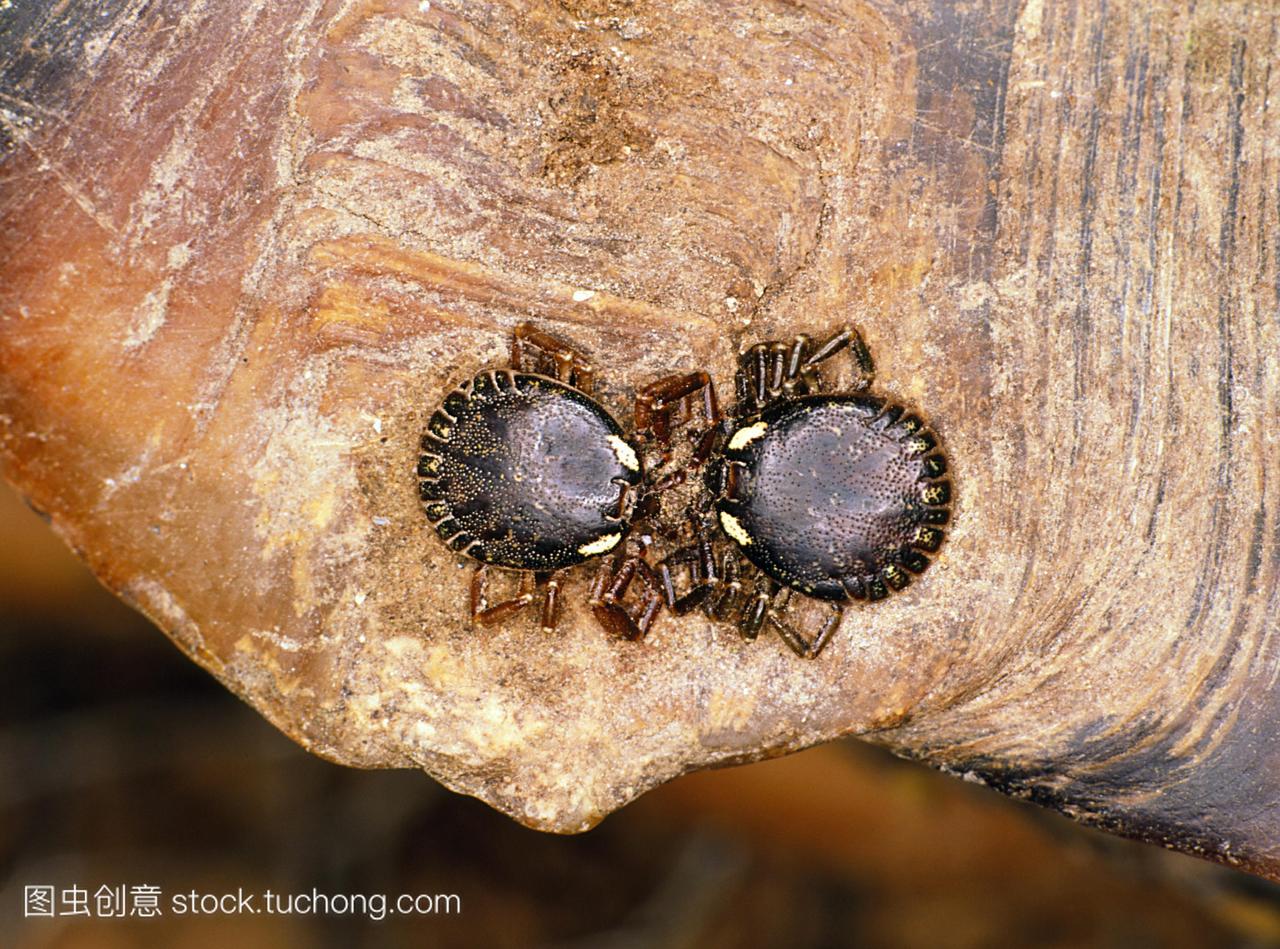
1, 0, 1278, 875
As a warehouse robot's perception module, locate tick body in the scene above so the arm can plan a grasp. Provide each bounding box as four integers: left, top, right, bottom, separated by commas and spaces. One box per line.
419, 370, 639, 571
716, 394, 950, 603
655, 326, 952, 658
416, 323, 681, 640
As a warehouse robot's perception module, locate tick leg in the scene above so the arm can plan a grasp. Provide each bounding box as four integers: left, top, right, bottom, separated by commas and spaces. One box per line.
735, 326, 876, 413
635, 372, 721, 474
539, 572, 563, 634
634, 373, 723, 525
470, 565, 537, 626
735, 342, 773, 415
696, 552, 771, 642
738, 585, 770, 642
589, 539, 664, 641
657, 520, 719, 614
611, 478, 640, 523
733, 368, 753, 416
785, 334, 810, 381
511, 322, 596, 394
703, 550, 746, 622
768, 340, 788, 394
471, 567, 568, 633
699, 555, 839, 655
766, 586, 844, 659
735, 337, 815, 413
803, 326, 875, 392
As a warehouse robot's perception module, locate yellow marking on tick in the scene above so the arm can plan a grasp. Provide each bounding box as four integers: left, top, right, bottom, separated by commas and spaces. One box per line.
578, 532, 622, 557
608, 435, 639, 471
727, 422, 768, 451
719, 511, 752, 546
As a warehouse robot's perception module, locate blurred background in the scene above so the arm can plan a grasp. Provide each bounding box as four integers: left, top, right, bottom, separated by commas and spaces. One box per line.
4, 482, 1280, 949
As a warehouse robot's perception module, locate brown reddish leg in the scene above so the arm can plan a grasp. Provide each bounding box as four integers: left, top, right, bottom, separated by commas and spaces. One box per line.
656, 515, 719, 614
589, 538, 664, 641
635, 371, 721, 472
702, 549, 748, 623
633, 370, 722, 524
584, 371, 723, 638
734, 326, 875, 415
764, 585, 843, 659
691, 563, 842, 657
471, 565, 565, 633
511, 322, 596, 394
539, 573, 562, 634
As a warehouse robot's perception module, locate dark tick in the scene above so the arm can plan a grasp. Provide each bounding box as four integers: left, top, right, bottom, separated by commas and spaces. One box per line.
657, 326, 952, 658
418, 323, 699, 640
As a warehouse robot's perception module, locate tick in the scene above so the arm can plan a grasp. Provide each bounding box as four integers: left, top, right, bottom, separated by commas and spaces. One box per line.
658, 327, 952, 658
417, 323, 711, 640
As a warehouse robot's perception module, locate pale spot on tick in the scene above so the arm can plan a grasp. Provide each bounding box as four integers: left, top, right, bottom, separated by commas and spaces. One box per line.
608, 435, 639, 471
719, 511, 752, 547
578, 532, 622, 557
727, 422, 768, 451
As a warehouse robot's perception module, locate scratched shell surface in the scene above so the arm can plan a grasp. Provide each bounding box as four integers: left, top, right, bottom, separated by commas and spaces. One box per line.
2, 0, 1279, 875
